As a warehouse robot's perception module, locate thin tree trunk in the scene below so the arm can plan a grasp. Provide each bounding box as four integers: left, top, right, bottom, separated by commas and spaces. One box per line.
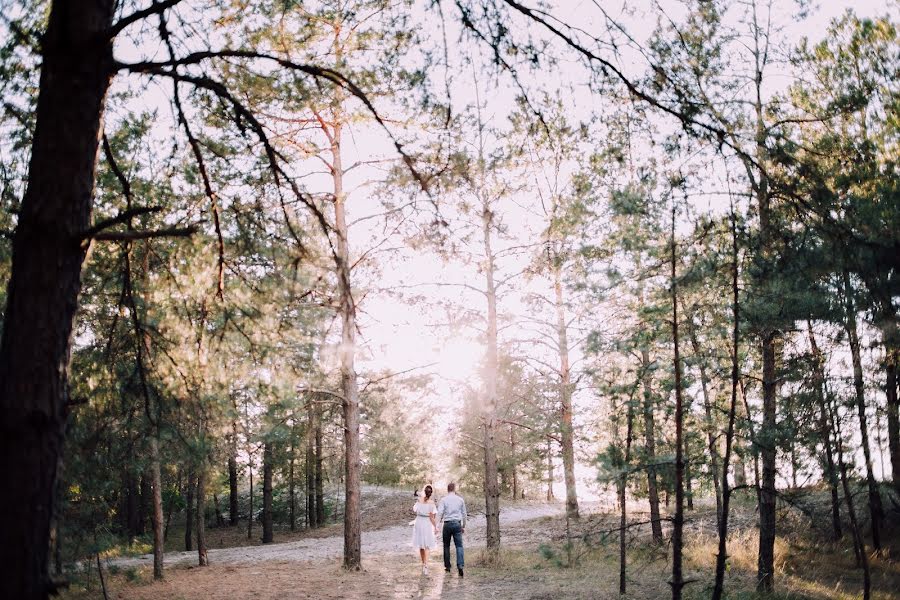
315, 416, 325, 525
138, 474, 150, 536
330, 104, 362, 569
887, 351, 900, 497
669, 200, 685, 600
712, 206, 741, 600
196, 469, 208, 566
828, 388, 871, 599
510, 426, 518, 501
289, 423, 296, 532
619, 397, 635, 595
842, 271, 883, 549
757, 331, 778, 592
306, 413, 317, 529
807, 324, 842, 540
553, 264, 579, 519
0, 2, 116, 597
481, 199, 502, 555
149, 436, 164, 580
184, 470, 194, 552
547, 440, 555, 501
262, 442, 273, 543
213, 493, 225, 527
247, 456, 253, 540
641, 346, 664, 544
228, 418, 239, 526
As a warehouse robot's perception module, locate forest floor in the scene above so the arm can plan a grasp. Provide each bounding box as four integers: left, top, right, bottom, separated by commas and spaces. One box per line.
63, 487, 900, 600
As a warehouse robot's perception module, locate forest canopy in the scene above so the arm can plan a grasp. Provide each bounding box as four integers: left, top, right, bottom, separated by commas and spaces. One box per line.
0, 1, 897, 599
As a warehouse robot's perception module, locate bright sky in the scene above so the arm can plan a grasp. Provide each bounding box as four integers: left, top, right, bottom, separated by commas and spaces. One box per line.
10, 0, 888, 495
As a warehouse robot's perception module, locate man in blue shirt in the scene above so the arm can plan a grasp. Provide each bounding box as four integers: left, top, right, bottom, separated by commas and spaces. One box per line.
436, 482, 467, 576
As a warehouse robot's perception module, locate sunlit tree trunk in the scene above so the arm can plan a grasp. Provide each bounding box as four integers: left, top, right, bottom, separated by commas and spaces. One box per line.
150, 436, 164, 579
481, 202, 502, 555
553, 264, 579, 519
331, 104, 362, 569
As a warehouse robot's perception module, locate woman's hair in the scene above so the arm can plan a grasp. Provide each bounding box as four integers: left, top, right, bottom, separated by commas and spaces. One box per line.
423, 485, 433, 501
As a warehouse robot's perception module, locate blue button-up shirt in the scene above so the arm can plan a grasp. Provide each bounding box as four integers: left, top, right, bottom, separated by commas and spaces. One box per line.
437, 492, 467, 528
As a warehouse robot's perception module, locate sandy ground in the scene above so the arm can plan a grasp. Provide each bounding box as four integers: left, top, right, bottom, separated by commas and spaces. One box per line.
112, 499, 562, 569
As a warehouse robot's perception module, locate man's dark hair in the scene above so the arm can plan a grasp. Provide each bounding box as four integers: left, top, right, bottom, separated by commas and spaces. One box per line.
447, 482, 456, 492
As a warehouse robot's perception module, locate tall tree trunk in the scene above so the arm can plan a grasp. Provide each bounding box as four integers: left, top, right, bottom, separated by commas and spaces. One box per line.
885, 348, 900, 497
0, 3, 115, 597
138, 474, 150, 535
510, 426, 518, 501
247, 457, 253, 540
228, 419, 239, 526
669, 200, 685, 600
757, 330, 777, 592
262, 442, 273, 544
546, 440, 555, 501
149, 436, 164, 580
289, 424, 296, 532
828, 387, 871, 599
306, 412, 318, 529
481, 201, 502, 555
331, 110, 362, 570
619, 401, 635, 596
196, 469, 208, 566
124, 471, 141, 537
184, 470, 194, 552
553, 264, 579, 519
807, 324, 842, 540
842, 271, 883, 549
315, 416, 325, 525
712, 207, 741, 600
641, 346, 664, 544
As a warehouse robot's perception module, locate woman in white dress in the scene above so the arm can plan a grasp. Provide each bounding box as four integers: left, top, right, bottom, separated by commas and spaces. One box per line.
412, 485, 437, 573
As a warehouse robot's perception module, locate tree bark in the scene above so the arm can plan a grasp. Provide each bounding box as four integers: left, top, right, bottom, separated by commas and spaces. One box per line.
0, 3, 115, 597
641, 346, 664, 544
184, 470, 194, 552
315, 416, 325, 525
553, 264, 579, 519
757, 331, 777, 592
807, 324, 842, 540
262, 442, 273, 544
228, 419, 239, 526
481, 201, 502, 555
842, 271, 883, 548
669, 201, 685, 600
619, 400, 634, 596
307, 410, 318, 529
289, 425, 296, 532
247, 457, 254, 540
331, 110, 362, 570
883, 346, 900, 497
711, 207, 741, 600
149, 436, 164, 579
196, 469, 208, 566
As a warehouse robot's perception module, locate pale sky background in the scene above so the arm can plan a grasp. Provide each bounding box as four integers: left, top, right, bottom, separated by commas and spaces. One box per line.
3, 0, 892, 498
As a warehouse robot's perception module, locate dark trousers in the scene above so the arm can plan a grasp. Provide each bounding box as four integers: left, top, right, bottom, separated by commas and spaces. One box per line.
442, 521, 464, 570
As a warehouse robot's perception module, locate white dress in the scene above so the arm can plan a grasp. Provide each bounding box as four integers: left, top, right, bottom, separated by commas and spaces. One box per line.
412, 501, 437, 549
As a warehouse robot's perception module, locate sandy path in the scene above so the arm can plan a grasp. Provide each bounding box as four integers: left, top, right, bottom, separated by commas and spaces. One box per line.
113, 503, 562, 569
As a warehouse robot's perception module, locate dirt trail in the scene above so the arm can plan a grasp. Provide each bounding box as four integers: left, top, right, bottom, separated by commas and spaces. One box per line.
114, 502, 562, 569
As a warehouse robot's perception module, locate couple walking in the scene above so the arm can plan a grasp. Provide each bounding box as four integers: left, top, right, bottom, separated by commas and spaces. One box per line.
412, 482, 466, 576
